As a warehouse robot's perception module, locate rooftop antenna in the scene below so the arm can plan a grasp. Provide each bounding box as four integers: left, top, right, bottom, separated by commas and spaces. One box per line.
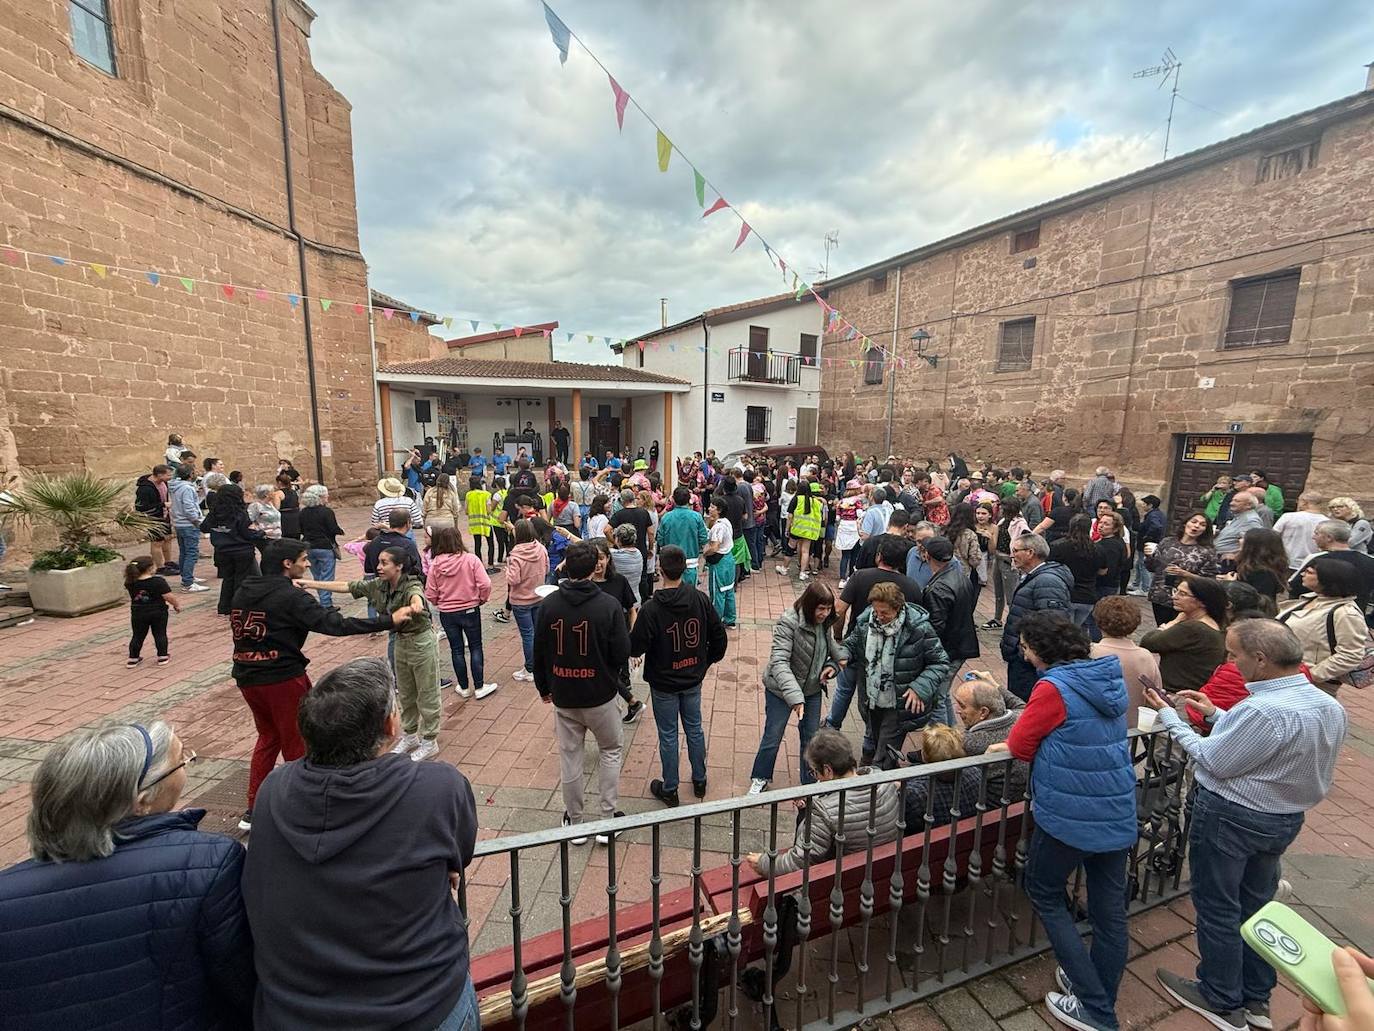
1133, 48, 1182, 160
808, 230, 840, 282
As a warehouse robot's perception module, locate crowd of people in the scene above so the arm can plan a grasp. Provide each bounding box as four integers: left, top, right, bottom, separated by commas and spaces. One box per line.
1, 438, 1370, 1031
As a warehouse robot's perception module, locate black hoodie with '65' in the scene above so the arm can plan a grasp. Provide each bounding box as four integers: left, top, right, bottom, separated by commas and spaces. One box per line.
532, 578, 630, 707
630, 583, 729, 692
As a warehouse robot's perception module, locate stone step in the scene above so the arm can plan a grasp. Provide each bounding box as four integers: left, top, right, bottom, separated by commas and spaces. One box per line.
0, 606, 35, 628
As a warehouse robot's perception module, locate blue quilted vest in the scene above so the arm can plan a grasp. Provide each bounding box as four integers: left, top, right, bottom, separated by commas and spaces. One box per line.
1029, 655, 1137, 852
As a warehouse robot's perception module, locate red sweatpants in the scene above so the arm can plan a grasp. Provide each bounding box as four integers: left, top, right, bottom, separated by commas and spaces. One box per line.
240, 673, 311, 810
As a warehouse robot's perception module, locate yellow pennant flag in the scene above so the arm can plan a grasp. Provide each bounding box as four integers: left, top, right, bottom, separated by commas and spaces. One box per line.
91, 263, 107, 279
656, 130, 672, 173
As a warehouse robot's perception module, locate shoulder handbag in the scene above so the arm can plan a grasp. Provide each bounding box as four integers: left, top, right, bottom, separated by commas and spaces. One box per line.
1324, 607, 1374, 689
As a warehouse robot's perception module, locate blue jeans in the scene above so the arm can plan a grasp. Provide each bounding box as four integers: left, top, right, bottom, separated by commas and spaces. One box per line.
1134, 551, 1153, 592
434, 977, 479, 1031
579, 504, 591, 538
439, 608, 485, 690
650, 686, 707, 792
511, 603, 538, 672
751, 689, 821, 783
839, 547, 859, 581
746, 525, 764, 570
175, 526, 200, 586
308, 548, 336, 607
1189, 785, 1305, 1013
1024, 827, 1129, 1029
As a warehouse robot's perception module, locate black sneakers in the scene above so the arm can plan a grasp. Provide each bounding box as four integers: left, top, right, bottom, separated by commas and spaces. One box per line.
622, 699, 644, 724
693, 779, 707, 799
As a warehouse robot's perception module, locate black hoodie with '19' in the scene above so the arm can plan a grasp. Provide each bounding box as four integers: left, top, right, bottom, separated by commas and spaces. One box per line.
630, 583, 729, 693
532, 578, 630, 707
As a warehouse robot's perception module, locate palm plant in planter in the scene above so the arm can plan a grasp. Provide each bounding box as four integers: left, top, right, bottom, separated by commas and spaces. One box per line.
0, 472, 154, 615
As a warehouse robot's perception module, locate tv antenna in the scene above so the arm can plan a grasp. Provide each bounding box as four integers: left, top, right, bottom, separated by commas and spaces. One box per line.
1133, 48, 1182, 160
809, 230, 840, 282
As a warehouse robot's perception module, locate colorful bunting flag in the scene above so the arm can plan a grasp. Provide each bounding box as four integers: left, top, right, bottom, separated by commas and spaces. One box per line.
693, 169, 705, 207
655, 130, 672, 173
288, 293, 300, 307
49, 256, 66, 266
471, 321, 481, 333
91, 263, 107, 279
494, 323, 503, 331
702, 197, 728, 218
409, 311, 420, 323
732, 222, 752, 251
2, 249, 19, 264
145, 272, 160, 285
542, 2, 570, 65
603, 337, 611, 346
542, 329, 551, 339
220, 284, 235, 298
319, 298, 332, 312
585, 334, 593, 344
637, 340, 645, 351
354, 302, 365, 315
256, 288, 269, 301
179, 277, 194, 293
513, 326, 524, 337
443, 317, 453, 329
608, 74, 629, 131
382, 308, 394, 320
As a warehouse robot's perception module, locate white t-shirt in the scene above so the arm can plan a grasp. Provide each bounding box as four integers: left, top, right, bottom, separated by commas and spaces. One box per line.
588, 513, 610, 540
709, 518, 734, 555
1274, 510, 1326, 569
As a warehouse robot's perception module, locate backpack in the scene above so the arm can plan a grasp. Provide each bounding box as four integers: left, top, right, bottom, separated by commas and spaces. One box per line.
1325, 608, 1374, 689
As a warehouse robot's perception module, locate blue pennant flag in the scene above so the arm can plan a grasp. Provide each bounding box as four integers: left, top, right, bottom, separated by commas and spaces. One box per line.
542, 3, 570, 65
146, 272, 160, 286
409, 311, 420, 323
470, 320, 480, 333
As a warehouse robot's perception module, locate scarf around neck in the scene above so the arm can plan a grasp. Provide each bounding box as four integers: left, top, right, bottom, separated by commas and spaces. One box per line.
864, 606, 906, 710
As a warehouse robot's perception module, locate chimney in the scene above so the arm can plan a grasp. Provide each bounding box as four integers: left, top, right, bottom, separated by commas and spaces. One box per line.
1366, 62, 1374, 91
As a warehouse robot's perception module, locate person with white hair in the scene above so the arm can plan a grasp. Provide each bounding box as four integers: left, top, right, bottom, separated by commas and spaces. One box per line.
1082, 467, 1115, 510
248, 483, 283, 540
1329, 496, 1372, 554
299, 483, 345, 608
1212, 490, 1266, 563
0, 721, 255, 1026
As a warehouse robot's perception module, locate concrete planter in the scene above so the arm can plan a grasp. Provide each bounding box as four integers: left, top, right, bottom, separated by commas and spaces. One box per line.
27, 560, 125, 617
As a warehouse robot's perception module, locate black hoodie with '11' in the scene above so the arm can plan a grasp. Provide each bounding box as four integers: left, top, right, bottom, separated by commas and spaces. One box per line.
532, 578, 630, 707
630, 583, 729, 692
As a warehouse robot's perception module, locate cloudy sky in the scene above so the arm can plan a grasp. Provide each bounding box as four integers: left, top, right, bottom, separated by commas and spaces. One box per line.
310, 1, 1373, 364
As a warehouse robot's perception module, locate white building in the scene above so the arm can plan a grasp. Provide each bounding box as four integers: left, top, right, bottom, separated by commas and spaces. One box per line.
616, 293, 823, 457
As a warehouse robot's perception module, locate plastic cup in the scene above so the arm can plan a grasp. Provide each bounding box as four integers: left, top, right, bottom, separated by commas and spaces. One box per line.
1144, 542, 1157, 556
1136, 708, 1158, 732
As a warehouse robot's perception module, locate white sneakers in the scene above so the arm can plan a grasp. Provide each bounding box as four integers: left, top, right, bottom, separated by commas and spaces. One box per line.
774, 565, 788, 576
747, 778, 768, 795
838, 578, 848, 590
183, 583, 210, 593
512, 669, 534, 681
456, 682, 500, 698
474, 682, 499, 700
410, 739, 440, 762
390, 733, 420, 755
454, 683, 472, 699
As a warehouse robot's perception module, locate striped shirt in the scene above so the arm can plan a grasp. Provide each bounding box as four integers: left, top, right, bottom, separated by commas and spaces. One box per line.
1157, 673, 1347, 814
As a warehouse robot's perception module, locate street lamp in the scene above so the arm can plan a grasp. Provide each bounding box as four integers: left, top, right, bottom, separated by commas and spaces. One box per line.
911, 328, 938, 368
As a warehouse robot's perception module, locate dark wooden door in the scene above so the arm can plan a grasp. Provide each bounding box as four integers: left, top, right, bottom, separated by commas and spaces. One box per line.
590, 417, 620, 460
1166, 433, 1312, 529
747, 325, 769, 381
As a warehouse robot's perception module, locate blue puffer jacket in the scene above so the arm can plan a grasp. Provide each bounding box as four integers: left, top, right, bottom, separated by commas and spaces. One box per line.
0, 809, 254, 1030
1029, 656, 1137, 852
999, 561, 1073, 661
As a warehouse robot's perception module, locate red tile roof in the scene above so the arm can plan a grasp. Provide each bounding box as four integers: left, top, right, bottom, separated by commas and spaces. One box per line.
377, 356, 688, 386
445, 321, 560, 347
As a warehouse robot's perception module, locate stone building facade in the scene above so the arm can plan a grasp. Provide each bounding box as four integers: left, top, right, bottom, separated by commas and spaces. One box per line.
0, 0, 378, 492
819, 85, 1374, 514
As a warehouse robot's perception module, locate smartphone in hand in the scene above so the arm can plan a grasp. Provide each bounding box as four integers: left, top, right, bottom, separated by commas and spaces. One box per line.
1241, 901, 1374, 1015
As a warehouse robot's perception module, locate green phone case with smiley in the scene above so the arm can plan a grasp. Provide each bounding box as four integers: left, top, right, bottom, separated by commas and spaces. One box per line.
1241, 901, 1374, 1015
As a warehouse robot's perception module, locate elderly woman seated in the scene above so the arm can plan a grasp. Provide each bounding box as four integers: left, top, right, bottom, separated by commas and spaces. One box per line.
0, 721, 254, 1028
902, 725, 985, 830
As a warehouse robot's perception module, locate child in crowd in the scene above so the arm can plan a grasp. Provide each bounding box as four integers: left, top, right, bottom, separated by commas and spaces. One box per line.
125, 556, 181, 667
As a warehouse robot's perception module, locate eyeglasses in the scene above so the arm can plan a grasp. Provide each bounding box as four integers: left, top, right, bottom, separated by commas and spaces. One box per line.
140, 750, 198, 791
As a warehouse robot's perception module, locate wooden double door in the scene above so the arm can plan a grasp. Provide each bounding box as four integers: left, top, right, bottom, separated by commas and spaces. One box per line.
1167, 433, 1312, 528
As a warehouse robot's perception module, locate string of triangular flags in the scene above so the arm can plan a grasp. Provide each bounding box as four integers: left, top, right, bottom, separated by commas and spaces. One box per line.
539, 2, 912, 368
0, 243, 910, 367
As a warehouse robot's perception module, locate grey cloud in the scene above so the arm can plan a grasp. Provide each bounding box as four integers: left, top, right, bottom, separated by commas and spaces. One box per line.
312, 0, 1374, 363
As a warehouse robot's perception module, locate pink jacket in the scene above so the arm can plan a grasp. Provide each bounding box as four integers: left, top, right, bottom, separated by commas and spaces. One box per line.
424, 552, 492, 611
505, 541, 548, 607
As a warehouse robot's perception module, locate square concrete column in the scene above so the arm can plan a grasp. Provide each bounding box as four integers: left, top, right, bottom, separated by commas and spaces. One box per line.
571, 388, 582, 463
662, 391, 673, 472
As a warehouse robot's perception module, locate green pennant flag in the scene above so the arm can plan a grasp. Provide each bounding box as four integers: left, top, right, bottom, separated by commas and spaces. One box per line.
656, 130, 672, 172
586, 334, 593, 344
693, 169, 705, 207
493, 323, 503, 331
443, 317, 453, 329
795, 279, 806, 301
178, 277, 195, 293
319, 298, 332, 312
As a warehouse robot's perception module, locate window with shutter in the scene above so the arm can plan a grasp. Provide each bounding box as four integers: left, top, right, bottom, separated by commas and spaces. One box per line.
1223, 270, 1301, 349
1256, 141, 1319, 184
863, 348, 884, 385
869, 274, 889, 295
996, 318, 1036, 372
1011, 225, 1040, 254
745, 406, 771, 443
799, 333, 818, 359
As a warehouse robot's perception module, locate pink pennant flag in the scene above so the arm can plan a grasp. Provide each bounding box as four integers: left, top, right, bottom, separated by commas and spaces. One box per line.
637, 340, 646, 351
2, 249, 19, 265
701, 197, 729, 218
255, 288, 268, 301
354, 302, 366, 315
732, 222, 752, 252
382, 308, 394, 320
514, 326, 524, 337
221, 284, 235, 299
780, 258, 787, 276
608, 74, 630, 131
542, 329, 551, 339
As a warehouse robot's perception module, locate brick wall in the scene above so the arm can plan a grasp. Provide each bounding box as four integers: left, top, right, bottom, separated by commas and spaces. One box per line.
819, 105, 1374, 498
375, 315, 446, 365
0, 0, 378, 494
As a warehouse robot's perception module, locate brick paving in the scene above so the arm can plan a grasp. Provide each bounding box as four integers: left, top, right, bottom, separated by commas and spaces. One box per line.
2, 502, 1373, 1029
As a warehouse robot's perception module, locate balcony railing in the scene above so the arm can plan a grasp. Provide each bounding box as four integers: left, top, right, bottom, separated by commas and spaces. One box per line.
728, 347, 803, 385
462, 727, 1191, 1031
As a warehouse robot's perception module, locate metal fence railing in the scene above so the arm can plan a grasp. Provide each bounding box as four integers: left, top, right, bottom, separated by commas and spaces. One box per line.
464, 727, 1192, 1031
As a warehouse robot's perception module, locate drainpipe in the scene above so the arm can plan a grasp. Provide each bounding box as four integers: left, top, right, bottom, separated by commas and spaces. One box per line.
364, 275, 384, 472
270, 0, 325, 484
701, 315, 710, 453
884, 266, 903, 456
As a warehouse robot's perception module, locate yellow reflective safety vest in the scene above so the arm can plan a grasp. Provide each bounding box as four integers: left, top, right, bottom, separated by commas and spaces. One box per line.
466, 488, 493, 536
791, 493, 822, 540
